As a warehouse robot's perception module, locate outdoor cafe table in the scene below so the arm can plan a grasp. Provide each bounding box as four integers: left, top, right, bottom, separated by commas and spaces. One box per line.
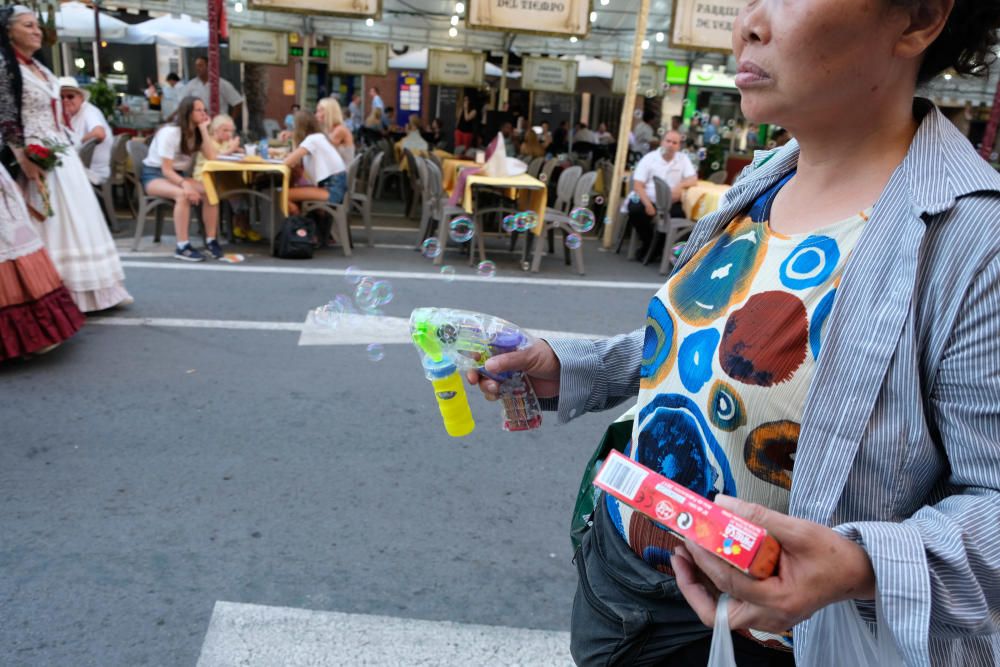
682, 180, 731, 221
201, 157, 291, 254
434, 171, 547, 266
441, 157, 480, 192
395, 145, 453, 171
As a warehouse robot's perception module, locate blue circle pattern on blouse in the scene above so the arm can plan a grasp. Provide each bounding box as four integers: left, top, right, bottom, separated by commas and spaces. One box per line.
636, 393, 737, 500
810, 289, 837, 360
640, 297, 677, 382
678, 328, 721, 394
779, 235, 840, 290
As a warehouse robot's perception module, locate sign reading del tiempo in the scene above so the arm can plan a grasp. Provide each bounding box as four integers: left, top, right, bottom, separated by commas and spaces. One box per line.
230, 28, 288, 65
249, 0, 380, 18
612, 62, 665, 95
670, 0, 742, 53
467, 0, 589, 38
328, 40, 388, 76
521, 56, 578, 94
427, 49, 485, 87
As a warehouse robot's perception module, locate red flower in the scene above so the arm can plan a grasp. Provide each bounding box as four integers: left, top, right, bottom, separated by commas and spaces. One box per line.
27, 144, 52, 159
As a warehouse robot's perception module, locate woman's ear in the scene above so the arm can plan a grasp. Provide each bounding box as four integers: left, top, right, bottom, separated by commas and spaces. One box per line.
894, 0, 954, 61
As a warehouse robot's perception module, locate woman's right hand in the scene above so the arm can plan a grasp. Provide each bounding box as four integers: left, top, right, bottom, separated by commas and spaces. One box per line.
181, 180, 201, 204
466, 340, 561, 401
644, 201, 656, 217
17, 152, 44, 182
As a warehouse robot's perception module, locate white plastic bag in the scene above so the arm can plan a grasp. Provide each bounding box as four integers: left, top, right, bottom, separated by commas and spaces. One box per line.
707, 594, 737, 667
798, 598, 904, 667
707, 594, 903, 667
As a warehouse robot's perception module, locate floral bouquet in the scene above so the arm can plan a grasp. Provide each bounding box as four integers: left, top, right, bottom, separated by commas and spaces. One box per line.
24, 139, 67, 220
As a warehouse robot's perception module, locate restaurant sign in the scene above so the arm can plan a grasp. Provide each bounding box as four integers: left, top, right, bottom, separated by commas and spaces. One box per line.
249, 0, 380, 19
427, 49, 486, 87
612, 62, 665, 95
670, 0, 742, 53
467, 0, 589, 38
328, 40, 388, 76
521, 56, 578, 94
229, 28, 288, 66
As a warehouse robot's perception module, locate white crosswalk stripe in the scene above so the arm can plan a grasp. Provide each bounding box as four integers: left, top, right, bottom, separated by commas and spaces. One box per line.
196, 601, 572, 667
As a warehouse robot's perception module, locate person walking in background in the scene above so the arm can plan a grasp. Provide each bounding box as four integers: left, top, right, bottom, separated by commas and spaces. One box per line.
172, 56, 243, 120
4, 5, 132, 311
316, 97, 355, 165
630, 109, 657, 155
142, 96, 221, 262
368, 86, 384, 113
58, 77, 112, 186
454, 94, 477, 153
348, 93, 362, 132
160, 72, 181, 120
0, 6, 84, 360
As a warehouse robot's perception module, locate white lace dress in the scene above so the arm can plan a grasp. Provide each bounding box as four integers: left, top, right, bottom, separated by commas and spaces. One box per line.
20, 59, 131, 311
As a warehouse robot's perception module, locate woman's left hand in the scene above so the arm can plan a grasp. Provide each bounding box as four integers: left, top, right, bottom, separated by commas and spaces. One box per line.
670, 495, 876, 633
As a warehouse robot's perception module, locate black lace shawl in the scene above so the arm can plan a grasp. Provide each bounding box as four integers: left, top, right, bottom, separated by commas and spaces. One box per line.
0, 7, 26, 148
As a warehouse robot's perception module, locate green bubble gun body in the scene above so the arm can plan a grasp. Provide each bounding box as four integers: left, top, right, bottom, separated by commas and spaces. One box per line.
409, 307, 544, 437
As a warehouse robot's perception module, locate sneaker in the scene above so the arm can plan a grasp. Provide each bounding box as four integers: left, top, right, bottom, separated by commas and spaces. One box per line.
205, 239, 225, 259
174, 243, 206, 262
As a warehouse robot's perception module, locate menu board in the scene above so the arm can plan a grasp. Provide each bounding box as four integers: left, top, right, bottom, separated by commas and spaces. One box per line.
467, 0, 589, 38
328, 40, 388, 75
670, 0, 741, 53
427, 49, 485, 87
612, 62, 665, 95
521, 56, 578, 94
230, 28, 288, 66
249, 0, 381, 19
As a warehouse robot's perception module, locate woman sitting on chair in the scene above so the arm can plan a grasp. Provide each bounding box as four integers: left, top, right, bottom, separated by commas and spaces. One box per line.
283, 111, 347, 215
316, 97, 355, 165
142, 96, 221, 261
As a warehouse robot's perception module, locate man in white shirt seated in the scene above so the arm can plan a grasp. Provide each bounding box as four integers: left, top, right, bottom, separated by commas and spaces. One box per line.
59, 77, 112, 185
573, 122, 598, 146
626, 130, 697, 260
170, 56, 243, 120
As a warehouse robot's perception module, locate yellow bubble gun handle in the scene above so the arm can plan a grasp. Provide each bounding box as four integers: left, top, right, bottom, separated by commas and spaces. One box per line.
426, 360, 476, 437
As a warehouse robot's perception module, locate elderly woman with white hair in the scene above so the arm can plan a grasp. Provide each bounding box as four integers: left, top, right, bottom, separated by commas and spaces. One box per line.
2, 5, 131, 311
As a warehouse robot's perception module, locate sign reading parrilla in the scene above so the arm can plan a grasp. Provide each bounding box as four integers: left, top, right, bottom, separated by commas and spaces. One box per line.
467, 0, 589, 38
670, 0, 742, 53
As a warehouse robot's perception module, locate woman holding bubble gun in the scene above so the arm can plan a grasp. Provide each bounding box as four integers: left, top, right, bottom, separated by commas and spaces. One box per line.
469, 0, 1000, 664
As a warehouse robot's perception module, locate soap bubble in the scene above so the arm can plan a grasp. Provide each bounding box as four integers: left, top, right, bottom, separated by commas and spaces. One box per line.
727, 119, 736, 128
516, 211, 539, 232
682, 99, 692, 108
657, 127, 666, 136
366, 343, 385, 362
501, 214, 518, 233
449, 216, 475, 243
709, 135, 721, 145
355, 278, 393, 310
661, 82, 671, 93
594, 195, 605, 206
312, 302, 342, 328
569, 207, 596, 233
344, 265, 364, 284
710, 161, 720, 170
421, 237, 442, 259
565, 233, 582, 249
634, 109, 643, 119
476, 260, 497, 278
673, 242, 687, 257
645, 88, 657, 98
539, 172, 548, 182
440, 265, 456, 281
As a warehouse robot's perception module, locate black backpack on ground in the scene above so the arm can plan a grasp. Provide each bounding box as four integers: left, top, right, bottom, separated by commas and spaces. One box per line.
273, 215, 315, 259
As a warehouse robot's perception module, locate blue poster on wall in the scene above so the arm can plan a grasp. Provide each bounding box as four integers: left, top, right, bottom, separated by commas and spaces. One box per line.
397, 70, 422, 128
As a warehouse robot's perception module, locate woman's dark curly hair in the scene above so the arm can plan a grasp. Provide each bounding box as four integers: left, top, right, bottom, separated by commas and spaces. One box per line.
892, 0, 1000, 83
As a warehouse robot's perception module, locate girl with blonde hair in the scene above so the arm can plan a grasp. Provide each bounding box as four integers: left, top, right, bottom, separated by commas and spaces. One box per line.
316, 97, 355, 165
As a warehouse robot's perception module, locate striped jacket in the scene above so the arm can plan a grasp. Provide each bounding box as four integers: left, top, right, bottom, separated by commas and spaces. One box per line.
546, 100, 1000, 666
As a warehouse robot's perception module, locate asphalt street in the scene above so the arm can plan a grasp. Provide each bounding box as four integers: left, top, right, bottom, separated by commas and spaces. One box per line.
1, 219, 666, 666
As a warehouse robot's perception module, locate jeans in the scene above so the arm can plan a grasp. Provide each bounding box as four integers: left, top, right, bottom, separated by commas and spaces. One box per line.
318, 172, 347, 205
140, 164, 164, 189
570, 498, 796, 666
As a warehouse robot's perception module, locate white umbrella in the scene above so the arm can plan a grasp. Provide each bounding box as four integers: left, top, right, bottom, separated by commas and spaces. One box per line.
387, 48, 505, 77
564, 55, 613, 79
119, 14, 209, 48
46, 1, 129, 40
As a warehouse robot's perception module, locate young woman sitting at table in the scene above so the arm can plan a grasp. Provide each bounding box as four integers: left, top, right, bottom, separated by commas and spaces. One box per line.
283, 111, 347, 215
316, 97, 355, 165
142, 95, 221, 262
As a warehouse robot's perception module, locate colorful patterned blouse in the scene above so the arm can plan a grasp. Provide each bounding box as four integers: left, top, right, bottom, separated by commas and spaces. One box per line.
608, 172, 869, 571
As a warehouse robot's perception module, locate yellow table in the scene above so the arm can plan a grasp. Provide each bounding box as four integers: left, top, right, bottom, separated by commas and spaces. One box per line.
395, 145, 453, 172
460, 173, 547, 237
441, 158, 480, 193
682, 180, 731, 221
201, 158, 292, 253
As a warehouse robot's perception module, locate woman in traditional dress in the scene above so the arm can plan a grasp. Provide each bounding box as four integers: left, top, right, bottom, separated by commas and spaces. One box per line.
3, 6, 131, 312
0, 6, 84, 360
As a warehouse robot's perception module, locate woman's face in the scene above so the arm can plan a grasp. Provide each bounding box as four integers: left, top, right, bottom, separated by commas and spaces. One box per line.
314, 108, 325, 124
190, 101, 209, 127
733, 0, 912, 129
8, 13, 43, 54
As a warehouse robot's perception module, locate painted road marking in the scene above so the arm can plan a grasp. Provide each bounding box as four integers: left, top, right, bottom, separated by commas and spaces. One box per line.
88, 314, 601, 346
118, 260, 663, 290
196, 601, 572, 667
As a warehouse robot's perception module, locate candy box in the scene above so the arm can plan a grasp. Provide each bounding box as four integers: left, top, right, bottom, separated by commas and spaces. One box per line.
593, 450, 781, 579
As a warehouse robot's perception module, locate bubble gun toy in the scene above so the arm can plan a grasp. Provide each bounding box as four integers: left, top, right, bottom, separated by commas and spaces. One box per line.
409, 308, 544, 437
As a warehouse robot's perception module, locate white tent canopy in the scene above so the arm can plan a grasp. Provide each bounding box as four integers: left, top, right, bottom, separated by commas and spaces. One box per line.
117, 13, 209, 48
388, 47, 505, 77
560, 55, 613, 79
46, 1, 129, 40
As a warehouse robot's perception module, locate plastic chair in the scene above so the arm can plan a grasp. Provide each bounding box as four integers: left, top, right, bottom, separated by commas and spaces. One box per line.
646, 177, 695, 274
403, 148, 423, 219
349, 151, 381, 247
530, 169, 596, 275
422, 160, 472, 265
526, 156, 545, 178
707, 169, 728, 185
76, 137, 99, 167
301, 196, 352, 257
375, 139, 405, 200
538, 157, 559, 186
127, 141, 183, 251
263, 119, 281, 139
